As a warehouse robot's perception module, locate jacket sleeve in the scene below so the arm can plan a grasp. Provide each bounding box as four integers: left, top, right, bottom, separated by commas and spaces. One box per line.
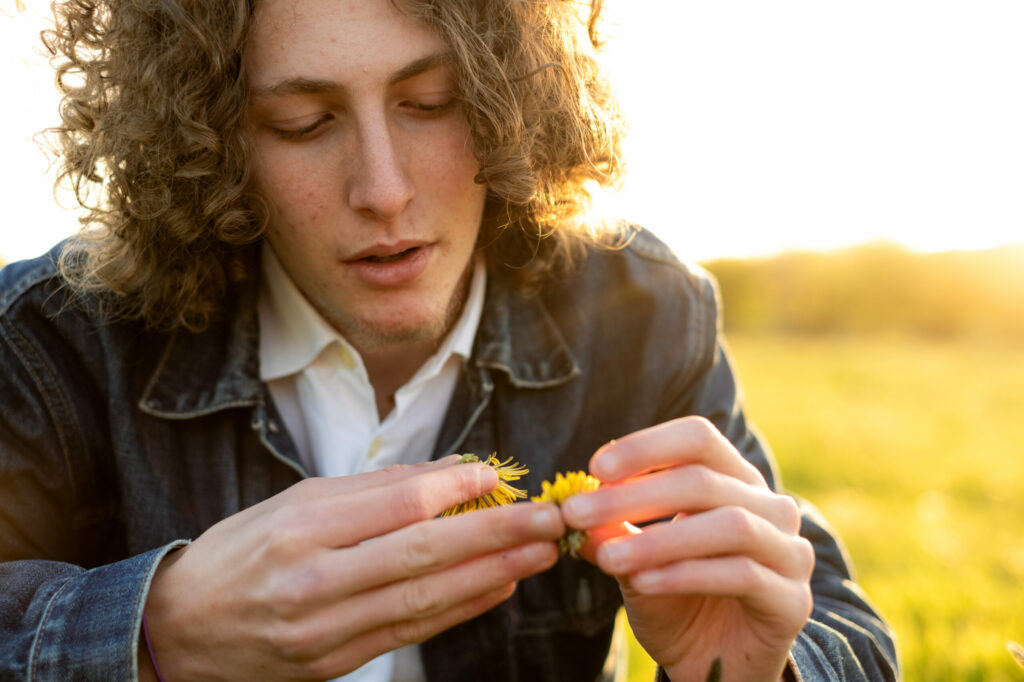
0, 288, 187, 681
0, 544, 186, 681
679, 334, 900, 681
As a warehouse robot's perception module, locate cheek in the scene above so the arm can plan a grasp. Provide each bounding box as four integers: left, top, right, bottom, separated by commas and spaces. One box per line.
257, 156, 335, 233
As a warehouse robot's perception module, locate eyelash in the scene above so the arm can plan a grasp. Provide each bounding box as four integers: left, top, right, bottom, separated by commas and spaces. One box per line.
269, 99, 456, 140
272, 114, 332, 140
407, 100, 455, 114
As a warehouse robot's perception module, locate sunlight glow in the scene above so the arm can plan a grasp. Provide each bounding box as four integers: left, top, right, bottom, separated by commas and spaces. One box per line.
2, 1, 1022, 264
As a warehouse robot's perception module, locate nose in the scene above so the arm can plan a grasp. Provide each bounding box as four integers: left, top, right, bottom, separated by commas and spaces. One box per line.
347, 118, 415, 222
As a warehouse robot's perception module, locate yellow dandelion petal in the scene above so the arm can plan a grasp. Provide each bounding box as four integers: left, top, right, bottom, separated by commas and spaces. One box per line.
441, 453, 529, 517
531, 471, 600, 505
531, 470, 601, 557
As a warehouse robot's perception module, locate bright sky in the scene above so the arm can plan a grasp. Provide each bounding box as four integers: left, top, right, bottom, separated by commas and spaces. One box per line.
2, 1, 1022, 263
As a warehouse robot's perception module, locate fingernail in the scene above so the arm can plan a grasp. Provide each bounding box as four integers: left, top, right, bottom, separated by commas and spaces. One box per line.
523, 542, 556, 565
563, 494, 595, 522
530, 507, 561, 535
599, 541, 632, 572
595, 451, 619, 479
476, 464, 498, 489
631, 570, 662, 593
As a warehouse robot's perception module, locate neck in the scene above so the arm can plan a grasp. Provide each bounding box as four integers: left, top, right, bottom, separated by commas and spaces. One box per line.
356, 257, 477, 421
362, 339, 438, 420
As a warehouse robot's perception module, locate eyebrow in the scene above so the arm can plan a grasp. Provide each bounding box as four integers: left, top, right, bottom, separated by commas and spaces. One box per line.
250, 51, 453, 100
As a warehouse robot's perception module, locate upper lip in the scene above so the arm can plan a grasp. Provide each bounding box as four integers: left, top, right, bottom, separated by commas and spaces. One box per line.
347, 240, 429, 261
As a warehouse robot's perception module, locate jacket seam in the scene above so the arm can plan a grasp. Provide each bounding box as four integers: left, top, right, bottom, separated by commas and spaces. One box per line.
0, 260, 60, 317
0, 315, 82, 513
137, 331, 177, 412
27, 576, 74, 682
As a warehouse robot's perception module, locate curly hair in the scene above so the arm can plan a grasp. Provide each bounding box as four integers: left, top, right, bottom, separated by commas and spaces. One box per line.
47, 0, 625, 332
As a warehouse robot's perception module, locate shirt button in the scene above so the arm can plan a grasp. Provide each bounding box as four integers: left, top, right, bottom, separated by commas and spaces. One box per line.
367, 438, 382, 459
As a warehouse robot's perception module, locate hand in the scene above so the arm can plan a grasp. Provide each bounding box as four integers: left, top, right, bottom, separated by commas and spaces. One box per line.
141, 456, 564, 681
561, 417, 814, 682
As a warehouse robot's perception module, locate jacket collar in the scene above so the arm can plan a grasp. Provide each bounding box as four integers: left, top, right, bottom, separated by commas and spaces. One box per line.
139, 250, 578, 418
471, 260, 579, 388
139, 254, 265, 418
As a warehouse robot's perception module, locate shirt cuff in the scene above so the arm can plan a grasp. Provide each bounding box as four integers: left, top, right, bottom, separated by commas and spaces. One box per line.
28, 540, 189, 681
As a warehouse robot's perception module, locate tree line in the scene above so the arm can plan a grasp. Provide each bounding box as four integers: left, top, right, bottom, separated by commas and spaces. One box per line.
702, 243, 1024, 341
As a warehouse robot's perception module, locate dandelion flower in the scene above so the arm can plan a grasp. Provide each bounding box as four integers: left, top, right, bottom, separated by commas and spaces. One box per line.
532, 471, 601, 556
441, 453, 529, 517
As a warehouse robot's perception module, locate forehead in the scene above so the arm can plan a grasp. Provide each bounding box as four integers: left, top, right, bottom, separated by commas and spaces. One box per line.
246, 0, 445, 88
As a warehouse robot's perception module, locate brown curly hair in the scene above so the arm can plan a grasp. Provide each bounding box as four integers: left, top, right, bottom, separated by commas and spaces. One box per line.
47, 0, 625, 332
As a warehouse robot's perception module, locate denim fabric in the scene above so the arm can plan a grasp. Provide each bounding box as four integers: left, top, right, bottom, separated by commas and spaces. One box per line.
0, 229, 898, 681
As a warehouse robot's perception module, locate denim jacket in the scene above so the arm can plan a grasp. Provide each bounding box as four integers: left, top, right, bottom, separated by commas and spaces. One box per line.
0, 229, 898, 681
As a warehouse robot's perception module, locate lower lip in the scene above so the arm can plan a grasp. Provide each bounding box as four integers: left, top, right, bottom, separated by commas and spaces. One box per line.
345, 245, 432, 287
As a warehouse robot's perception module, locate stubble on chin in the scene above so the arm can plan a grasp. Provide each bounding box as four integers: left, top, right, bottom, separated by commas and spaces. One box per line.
326, 260, 474, 357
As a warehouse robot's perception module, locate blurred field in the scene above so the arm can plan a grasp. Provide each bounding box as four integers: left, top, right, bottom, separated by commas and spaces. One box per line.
622, 332, 1024, 681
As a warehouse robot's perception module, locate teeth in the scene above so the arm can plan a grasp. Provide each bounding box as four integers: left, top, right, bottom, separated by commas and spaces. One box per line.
365, 247, 414, 263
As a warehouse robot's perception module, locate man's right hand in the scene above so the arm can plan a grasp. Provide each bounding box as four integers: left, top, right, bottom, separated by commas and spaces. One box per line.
140, 455, 564, 680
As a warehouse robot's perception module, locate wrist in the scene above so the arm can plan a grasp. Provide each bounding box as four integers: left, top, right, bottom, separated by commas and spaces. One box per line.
139, 546, 187, 682
138, 613, 161, 682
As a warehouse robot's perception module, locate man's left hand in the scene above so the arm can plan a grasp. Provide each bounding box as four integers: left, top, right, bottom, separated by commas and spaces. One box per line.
561, 417, 814, 682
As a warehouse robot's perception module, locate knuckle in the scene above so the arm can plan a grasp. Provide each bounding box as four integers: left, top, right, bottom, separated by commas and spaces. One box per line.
735, 557, 766, 591
390, 617, 433, 647
402, 579, 443, 618
266, 566, 323, 618
380, 463, 409, 476
795, 537, 816, 577
685, 415, 718, 447
797, 582, 814, 620
303, 656, 340, 681
264, 508, 308, 558
394, 486, 435, 522
267, 621, 318, 662
723, 506, 759, 544
683, 463, 718, 493
773, 494, 802, 532
399, 528, 444, 575
292, 476, 329, 499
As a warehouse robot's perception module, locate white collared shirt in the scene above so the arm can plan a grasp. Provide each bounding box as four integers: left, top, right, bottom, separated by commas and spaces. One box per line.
257, 245, 487, 682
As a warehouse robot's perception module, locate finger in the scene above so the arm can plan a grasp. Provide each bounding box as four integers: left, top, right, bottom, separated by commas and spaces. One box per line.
562, 465, 797, 533
294, 460, 500, 547
590, 416, 766, 488
626, 555, 814, 631
594, 507, 815, 581
314, 455, 465, 496
319, 502, 564, 596
213, 456, 465, 534
302, 538, 559, 659
575, 520, 642, 564
307, 583, 517, 679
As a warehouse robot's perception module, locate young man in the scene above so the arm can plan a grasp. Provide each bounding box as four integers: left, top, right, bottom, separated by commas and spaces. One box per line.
0, 0, 897, 680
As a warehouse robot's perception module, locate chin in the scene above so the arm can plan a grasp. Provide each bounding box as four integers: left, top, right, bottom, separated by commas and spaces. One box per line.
346, 310, 451, 353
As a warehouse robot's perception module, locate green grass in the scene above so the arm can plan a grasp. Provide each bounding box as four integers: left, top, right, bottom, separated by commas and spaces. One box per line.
620, 334, 1024, 681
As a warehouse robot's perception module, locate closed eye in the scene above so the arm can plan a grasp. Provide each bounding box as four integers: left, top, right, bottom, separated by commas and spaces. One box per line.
270, 113, 333, 140
402, 99, 456, 117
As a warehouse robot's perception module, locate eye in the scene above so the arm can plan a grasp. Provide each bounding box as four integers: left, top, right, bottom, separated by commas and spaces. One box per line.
270, 113, 333, 140
401, 98, 456, 117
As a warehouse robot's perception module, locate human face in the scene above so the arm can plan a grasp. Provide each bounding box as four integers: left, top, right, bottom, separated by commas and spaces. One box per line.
246, 0, 487, 355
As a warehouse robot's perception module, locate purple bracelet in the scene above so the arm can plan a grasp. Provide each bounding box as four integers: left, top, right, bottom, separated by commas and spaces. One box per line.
141, 613, 168, 682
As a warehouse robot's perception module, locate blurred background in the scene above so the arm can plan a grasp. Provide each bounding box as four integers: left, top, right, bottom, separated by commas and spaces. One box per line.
3, 2, 1023, 679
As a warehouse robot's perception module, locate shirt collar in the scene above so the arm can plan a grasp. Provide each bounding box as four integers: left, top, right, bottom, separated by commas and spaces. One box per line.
257, 245, 487, 384
138, 242, 583, 419
258, 245, 344, 381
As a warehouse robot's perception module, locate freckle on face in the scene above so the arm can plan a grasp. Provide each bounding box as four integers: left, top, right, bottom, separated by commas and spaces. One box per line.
246, 0, 488, 356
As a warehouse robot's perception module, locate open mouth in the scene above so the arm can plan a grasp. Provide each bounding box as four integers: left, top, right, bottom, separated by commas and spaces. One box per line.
360, 246, 419, 264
